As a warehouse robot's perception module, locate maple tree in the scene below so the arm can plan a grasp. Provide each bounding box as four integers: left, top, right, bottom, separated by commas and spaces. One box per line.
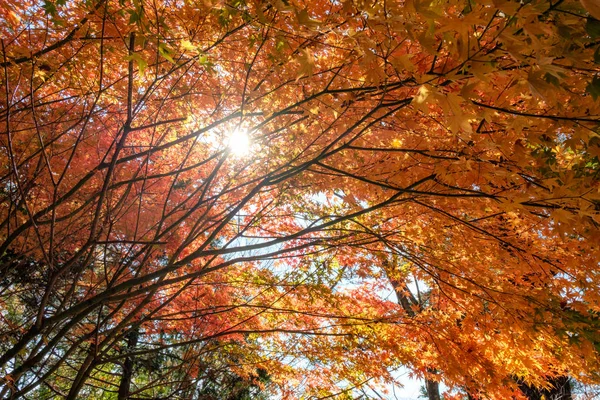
0, 0, 599, 397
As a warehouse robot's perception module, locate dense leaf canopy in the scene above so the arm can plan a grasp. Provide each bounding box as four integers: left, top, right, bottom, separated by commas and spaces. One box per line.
0, 0, 599, 398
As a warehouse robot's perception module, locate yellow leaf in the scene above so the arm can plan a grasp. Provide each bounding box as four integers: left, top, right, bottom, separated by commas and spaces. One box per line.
296, 48, 315, 80
181, 39, 196, 52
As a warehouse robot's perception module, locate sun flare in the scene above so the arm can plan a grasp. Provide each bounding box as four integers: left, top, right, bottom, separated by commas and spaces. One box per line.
227, 128, 251, 157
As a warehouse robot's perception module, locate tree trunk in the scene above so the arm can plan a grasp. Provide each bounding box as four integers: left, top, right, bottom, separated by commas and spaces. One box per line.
118, 328, 139, 400
66, 350, 96, 400
425, 376, 441, 400
387, 272, 441, 400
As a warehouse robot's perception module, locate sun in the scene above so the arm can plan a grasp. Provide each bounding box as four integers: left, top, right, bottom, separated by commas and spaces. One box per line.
227, 127, 251, 157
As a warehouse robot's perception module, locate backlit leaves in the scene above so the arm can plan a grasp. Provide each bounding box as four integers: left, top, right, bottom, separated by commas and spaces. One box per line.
0, 0, 598, 398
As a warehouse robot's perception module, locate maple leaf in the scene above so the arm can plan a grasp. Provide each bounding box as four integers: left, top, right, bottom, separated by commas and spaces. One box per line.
0, 0, 598, 398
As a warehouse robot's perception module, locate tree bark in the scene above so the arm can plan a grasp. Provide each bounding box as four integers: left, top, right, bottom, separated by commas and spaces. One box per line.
386, 270, 442, 400
118, 328, 139, 400
66, 350, 96, 400
425, 375, 441, 400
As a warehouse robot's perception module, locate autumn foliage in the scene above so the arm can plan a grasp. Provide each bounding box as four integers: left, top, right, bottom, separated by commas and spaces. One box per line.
0, 0, 599, 397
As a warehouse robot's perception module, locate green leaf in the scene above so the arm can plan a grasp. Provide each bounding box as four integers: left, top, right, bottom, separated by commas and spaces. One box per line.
586, 76, 600, 100
276, 38, 285, 52
198, 54, 214, 72
585, 18, 600, 38
158, 43, 175, 64
42, 0, 57, 15
128, 10, 140, 24
544, 72, 560, 87
594, 46, 600, 64
462, 0, 475, 15
125, 52, 148, 75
